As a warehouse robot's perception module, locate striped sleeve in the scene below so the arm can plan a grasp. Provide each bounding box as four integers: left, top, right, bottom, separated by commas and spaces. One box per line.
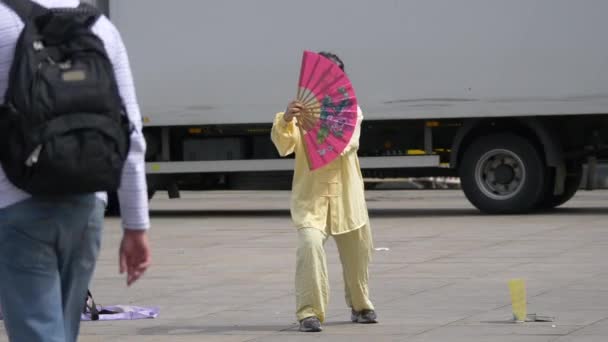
94, 17, 150, 230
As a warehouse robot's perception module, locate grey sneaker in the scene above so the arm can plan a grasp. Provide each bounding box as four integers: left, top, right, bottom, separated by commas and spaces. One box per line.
351, 309, 378, 324
299, 316, 322, 332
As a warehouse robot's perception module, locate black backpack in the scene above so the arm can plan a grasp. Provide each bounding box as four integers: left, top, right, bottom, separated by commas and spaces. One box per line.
0, 0, 130, 195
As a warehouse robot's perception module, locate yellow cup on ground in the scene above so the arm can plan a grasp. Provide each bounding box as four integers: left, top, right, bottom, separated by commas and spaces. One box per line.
509, 279, 527, 322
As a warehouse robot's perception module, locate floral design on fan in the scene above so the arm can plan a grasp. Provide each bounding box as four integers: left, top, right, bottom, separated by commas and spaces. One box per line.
317, 145, 334, 156
317, 87, 352, 145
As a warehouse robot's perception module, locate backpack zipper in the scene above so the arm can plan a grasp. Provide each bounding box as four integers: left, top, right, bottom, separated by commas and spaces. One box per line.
26, 41, 50, 167
25, 145, 43, 167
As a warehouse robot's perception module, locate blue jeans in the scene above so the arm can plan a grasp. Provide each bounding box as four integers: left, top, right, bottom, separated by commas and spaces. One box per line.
0, 195, 104, 342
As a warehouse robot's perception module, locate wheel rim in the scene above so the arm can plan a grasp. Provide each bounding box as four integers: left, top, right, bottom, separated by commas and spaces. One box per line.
475, 149, 526, 200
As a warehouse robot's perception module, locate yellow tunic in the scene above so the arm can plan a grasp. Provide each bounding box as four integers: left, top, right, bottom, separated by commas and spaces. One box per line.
271, 109, 368, 235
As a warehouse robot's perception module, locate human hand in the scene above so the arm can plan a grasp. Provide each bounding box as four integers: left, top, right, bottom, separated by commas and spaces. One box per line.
119, 229, 151, 286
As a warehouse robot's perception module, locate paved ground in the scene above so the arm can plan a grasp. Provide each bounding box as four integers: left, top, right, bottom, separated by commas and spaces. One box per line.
2, 189, 608, 341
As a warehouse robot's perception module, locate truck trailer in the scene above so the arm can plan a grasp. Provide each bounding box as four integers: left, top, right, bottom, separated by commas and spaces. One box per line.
85, 0, 608, 214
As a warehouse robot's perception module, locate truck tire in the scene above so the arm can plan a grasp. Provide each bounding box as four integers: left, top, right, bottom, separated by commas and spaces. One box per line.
147, 174, 167, 200
540, 164, 583, 209
459, 133, 546, 214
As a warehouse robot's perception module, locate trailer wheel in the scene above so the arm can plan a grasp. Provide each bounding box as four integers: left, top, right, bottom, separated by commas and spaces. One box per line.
540, 164, 583, 209
459, 133, 546, 214
147, 174, 167, 200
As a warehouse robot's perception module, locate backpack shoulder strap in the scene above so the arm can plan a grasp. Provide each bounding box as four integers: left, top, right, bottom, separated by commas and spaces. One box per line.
2, 0, 48, 22
77, 2, 102, 28
78, 2, 99, 13
47, 3, 101, 28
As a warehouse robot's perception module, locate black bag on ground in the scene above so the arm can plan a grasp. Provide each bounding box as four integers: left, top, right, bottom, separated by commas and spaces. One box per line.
0, 0, 130, 195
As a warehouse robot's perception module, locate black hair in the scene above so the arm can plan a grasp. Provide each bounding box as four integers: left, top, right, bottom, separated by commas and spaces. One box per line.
318, 51, 345, 71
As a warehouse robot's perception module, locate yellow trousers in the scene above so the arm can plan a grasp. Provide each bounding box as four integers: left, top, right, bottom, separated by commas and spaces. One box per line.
295, 223, 375, 322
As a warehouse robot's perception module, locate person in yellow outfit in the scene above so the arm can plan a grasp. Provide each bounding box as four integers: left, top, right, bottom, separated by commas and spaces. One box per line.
271, 52, 377, 333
